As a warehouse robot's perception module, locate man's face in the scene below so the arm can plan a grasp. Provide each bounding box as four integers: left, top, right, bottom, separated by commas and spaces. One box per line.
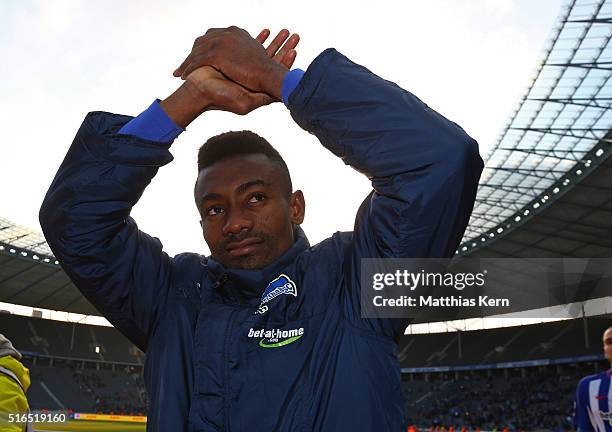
194, 154, 305, 270
604, 328, 612, 363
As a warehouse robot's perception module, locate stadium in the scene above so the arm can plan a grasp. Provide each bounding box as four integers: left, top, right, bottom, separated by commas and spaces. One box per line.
2, 0, 612, 431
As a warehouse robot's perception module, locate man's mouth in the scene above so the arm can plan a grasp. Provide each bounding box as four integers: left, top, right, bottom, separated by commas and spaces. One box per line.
226, 237, 265, 257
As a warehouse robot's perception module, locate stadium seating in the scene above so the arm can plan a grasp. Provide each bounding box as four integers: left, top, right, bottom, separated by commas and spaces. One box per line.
2, 310, 610, 429
25, 363, 146, 415
0, 312, 141, 363
400, 318, 612, 368
403, 362, 598, 430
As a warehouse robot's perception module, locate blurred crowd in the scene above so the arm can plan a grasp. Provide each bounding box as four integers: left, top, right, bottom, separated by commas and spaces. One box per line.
25, 360, 599, 430
403, 366, 589, 431
73, 369, 147, 416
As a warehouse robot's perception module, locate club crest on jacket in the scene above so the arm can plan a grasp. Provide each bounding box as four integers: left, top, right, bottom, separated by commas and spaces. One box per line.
255, 274, 297, 315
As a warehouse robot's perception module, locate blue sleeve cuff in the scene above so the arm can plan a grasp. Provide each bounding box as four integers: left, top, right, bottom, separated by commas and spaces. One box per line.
281, 69, 305, 106
118, 99, 184, 142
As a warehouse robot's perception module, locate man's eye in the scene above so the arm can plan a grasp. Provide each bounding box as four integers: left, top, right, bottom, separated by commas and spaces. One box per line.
206, 206, 224, 217
249, 193, 266, 204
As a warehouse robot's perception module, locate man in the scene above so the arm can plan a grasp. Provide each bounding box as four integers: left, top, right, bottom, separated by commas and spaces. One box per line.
575, 326, 612, 431
39, 26, 483, 431
0, 334, 31, 432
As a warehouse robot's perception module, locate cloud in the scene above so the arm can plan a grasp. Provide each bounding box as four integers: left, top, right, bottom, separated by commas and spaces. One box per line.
2, 0, 564, 254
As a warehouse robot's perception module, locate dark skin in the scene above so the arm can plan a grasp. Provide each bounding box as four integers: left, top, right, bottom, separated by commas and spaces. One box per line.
160, 28, 299, 127
159, 26, 306, 269
195, 154, 305, 269
603, 327, 612, 364
174, 26, 295, 97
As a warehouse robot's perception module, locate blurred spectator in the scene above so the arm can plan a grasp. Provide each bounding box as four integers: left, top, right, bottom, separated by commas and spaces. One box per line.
0, 333, 31, 432
73, 368, 147, 415
404, 365, 585, 431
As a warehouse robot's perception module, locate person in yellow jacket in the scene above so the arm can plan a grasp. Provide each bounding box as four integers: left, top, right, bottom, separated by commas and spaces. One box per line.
0, 333, 31, 432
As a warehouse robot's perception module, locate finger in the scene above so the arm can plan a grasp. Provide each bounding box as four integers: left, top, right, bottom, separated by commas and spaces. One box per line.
179, 47, 215, 79
174, 58, 190, 76
281, 49, 297, 69
265, 29, 290, 57
224, 88, 272, 115
243, 92, 275, 113
174, 47, 196, 76
174, 32, 221, 76
174, 54, 192, 77
180, 57, 205, 80
175, 52, 197, 77
272, 33, 299, 63
204, 27, 224, 36
255, 29, 270, 44
181, 49, 224, 80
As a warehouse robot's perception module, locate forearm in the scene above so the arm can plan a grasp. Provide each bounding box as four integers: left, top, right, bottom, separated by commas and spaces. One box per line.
122, 63, 294, 141
289, 49, 483, 259
118, 81, 209, 142
159, 80, 210, 129
39, 112, 175, 350
306, 50, 485, 340
288, 49, 481, 178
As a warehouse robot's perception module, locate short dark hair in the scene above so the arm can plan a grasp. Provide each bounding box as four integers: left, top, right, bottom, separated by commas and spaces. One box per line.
197, 130, 292, 196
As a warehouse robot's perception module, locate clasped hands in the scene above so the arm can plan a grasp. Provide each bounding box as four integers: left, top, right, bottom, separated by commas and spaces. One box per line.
173, 26, 300, 115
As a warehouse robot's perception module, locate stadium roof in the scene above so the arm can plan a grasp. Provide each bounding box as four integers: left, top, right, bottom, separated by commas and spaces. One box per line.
0, 216, 53, 258
0, 217, 98, 315
463, 134, 612, 257
460, 0, 612, 253
2, 0, 612, 320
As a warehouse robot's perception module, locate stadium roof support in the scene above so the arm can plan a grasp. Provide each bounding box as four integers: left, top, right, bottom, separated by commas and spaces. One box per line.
0, 216, 55, 261
460, 0, 612, 253
3, 0, 612, 323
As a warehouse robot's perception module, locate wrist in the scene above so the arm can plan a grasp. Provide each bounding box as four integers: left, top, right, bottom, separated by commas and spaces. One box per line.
160, 80, 211, 129
261, 63, 288, 101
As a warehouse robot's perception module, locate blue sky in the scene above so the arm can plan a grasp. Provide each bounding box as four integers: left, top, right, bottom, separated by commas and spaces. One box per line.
1, 0, 564, 255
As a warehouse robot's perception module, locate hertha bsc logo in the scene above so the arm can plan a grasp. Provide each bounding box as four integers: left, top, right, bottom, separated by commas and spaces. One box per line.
255, 274, 297, 315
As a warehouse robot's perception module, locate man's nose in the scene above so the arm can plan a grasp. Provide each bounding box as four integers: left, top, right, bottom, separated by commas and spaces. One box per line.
222, 208, 254, 236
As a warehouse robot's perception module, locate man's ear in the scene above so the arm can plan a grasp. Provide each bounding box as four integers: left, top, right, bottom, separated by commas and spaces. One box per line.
290, 190, 305, 225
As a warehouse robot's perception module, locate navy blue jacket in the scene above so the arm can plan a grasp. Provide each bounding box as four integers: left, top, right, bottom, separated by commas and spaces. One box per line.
39, 49, 483, 431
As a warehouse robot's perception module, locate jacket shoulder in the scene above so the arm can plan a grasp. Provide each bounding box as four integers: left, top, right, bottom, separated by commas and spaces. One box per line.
171, 252, 208, 279
167, 252, 208, 301
577, 370, 609, 392
299, 231, 353, 268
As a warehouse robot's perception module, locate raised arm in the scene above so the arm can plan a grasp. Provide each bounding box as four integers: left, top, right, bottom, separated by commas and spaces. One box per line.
39, 29, 300, 351
287, 49, 484, 340
156, 27, 483, 341
39, 108, 176, 351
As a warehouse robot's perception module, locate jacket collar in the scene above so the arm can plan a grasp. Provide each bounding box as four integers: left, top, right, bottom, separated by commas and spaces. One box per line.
206, 226, 310, 301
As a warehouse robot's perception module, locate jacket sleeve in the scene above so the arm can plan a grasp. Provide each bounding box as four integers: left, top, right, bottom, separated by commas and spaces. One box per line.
39, 112, 176, 351
287, 49, 483, 341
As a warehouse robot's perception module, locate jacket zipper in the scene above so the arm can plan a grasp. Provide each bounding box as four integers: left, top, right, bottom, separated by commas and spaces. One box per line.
214, 273, 252, 431
223, 308, 237, 432
214, 273, 235, 432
